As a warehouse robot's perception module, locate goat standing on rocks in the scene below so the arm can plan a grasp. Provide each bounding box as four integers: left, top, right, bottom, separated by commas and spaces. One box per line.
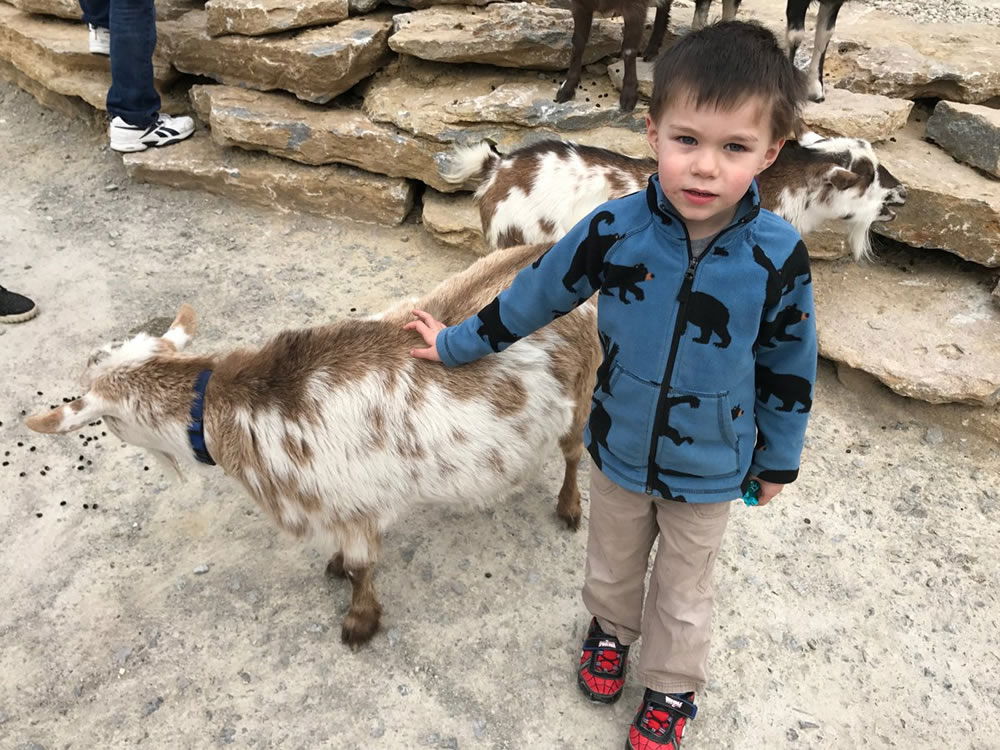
26, 246, 601, 647
786, 0, 847, 101
557, 0, 742, 112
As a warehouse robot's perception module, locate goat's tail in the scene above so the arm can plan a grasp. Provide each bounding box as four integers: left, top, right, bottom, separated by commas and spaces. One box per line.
438, 141, 500, 187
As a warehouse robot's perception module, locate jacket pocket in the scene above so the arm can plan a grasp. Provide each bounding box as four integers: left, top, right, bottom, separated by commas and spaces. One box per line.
653, 389, 741, 480
591, 365, 656, 469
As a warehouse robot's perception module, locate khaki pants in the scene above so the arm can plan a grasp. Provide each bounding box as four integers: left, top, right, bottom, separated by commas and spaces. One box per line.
582, 468, 731, 694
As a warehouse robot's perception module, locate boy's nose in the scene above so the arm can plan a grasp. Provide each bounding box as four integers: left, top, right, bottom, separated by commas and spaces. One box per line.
691, 149, 719, 176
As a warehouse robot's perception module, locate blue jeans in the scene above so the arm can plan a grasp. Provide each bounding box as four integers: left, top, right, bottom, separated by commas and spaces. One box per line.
79, 0, 160, 127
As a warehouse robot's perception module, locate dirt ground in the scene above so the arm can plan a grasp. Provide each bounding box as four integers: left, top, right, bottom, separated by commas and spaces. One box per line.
1, 81, 998, 750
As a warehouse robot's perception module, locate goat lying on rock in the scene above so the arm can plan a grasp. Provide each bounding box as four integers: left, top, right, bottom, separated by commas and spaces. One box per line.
440, 135, 906, 260
26, 246, 601, 646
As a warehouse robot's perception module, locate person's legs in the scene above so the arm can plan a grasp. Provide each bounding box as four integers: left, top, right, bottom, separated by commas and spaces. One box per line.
582, 468, 660, 644
636, 499, 732, 694
78, 0, 109, 30
106, 0, 160, 127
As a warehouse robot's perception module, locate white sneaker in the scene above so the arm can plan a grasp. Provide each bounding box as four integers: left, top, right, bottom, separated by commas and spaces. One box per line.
88, 24, 110, 55
109, 114, 195, 153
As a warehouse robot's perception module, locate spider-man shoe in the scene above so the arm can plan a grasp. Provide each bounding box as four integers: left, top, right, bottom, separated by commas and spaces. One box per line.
577, 617, 630, 703
626, 689, 697, 750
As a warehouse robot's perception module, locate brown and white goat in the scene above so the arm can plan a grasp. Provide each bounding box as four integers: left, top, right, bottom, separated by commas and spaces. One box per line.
26, 246, 601, 646
439, 135, 906, 260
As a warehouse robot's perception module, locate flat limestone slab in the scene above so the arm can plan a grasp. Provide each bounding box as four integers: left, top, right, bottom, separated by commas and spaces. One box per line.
363, 58, 649, 155
190, 84, 465, 192
0, 5, 186, 113
802, 88, 913, 141
205, 0, 348, 37
159, 9, 393, 103
926, 101, 1000, 179
388, 3, 622, 71
0, 56, 102, 124
421, 189, 488, 255
827, 19, 1000, 104
873, 120, 1000, 268
122, 132, 414, 225
813, 252, 1000, 406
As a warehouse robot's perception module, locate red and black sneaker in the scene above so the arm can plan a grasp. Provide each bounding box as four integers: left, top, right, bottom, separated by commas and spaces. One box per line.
577, 616, 630, 703
626, 689, 697, 750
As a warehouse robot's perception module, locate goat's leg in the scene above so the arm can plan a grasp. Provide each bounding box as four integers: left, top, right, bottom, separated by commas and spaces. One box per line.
325, 551, 347, 579
691, 0, 711, 30
618, 3, 645, 112
806, 0, 841, 102
556, 5, 593, 103
642, 0, 672, 62
785, 0, 810, 64
722, 0, 742, 21
337, 522, 383, 647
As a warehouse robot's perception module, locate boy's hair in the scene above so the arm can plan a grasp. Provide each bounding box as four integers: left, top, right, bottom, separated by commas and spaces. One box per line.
649, 21, 807, 140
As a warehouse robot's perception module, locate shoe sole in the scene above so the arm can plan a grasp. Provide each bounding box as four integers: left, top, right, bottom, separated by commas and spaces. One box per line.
110, 130, 194, 154
89, 48, 110, 55
577, 673, 623, 704
1, 305, 38, 324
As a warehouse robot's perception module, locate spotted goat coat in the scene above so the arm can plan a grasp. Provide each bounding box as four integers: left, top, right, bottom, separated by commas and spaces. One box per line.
440, 135, 907, 260
26, 244, 601, 646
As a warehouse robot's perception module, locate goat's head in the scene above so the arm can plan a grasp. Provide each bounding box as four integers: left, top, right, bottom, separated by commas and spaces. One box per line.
25, 305, 203, 475
768, 133, 908, 260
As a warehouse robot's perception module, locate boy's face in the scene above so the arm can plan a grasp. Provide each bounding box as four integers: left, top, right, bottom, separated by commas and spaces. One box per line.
646, 95, 784, 240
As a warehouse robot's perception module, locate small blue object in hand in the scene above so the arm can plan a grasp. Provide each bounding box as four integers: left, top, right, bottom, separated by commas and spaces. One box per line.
742, 479, 761, 507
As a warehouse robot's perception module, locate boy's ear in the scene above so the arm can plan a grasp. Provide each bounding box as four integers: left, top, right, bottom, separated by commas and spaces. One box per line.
645, 114, 659, 154
757, 138, 786, 174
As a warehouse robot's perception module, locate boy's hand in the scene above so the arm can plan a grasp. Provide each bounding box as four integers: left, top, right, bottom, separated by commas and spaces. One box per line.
404, 309, 446, 362
752, 477, 784, 506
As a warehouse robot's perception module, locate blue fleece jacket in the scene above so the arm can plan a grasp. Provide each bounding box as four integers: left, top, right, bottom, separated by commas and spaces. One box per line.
437, 175, 817, 503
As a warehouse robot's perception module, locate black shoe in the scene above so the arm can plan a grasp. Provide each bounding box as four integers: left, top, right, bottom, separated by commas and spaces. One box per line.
0, 286, 38, 323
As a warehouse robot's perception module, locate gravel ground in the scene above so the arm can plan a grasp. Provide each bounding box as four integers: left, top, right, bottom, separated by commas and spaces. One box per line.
2, 76, 999, 750
858, 0, 1000, 26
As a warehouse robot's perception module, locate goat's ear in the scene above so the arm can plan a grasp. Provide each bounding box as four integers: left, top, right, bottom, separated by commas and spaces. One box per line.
827, 167, 861, 191
25, 393, 110, 434
162, 303, 197, 351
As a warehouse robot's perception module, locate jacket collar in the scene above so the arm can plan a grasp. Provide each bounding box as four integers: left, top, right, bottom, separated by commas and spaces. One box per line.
644, 174, 761, 245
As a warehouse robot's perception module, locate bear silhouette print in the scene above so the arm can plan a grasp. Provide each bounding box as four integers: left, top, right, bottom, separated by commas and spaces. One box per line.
648, 462, 688, 502
476, 297, 520, 352
595, 332, 620, 395
658, 395, 701, 445
587, 398, 613, 469
780, 240, 812, 294
685, 292, 732, 348
756, 366, 812, 413
562, 211, 619, 293
757, 304, 810, 348
601, 262, 654, 303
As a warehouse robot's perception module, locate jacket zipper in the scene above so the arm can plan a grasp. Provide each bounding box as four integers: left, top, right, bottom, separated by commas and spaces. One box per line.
644, 213, 754, 494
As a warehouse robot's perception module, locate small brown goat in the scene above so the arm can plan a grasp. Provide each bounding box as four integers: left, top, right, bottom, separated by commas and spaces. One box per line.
26, 245, 601, 647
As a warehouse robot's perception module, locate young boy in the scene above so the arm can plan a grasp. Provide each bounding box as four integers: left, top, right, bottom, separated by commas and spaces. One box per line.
406, 21, 816, 749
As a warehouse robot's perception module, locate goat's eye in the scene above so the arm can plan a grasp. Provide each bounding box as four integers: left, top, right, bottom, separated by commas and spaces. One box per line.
675, 135, 697, 146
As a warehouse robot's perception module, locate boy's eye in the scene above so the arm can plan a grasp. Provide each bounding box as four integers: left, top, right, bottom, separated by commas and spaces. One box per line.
725, 143, 748, 152
675, 135, 697, 146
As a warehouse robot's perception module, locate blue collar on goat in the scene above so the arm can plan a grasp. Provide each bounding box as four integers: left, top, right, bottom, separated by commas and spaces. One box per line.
188, 369, 216, 466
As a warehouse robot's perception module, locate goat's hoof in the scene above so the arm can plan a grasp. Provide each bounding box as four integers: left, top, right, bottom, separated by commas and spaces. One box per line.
558, 509, 582, 532
325, 554, 347, 579
618, 92, 638, 113
554, 85, 576, 104
341, 610, 381, 648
